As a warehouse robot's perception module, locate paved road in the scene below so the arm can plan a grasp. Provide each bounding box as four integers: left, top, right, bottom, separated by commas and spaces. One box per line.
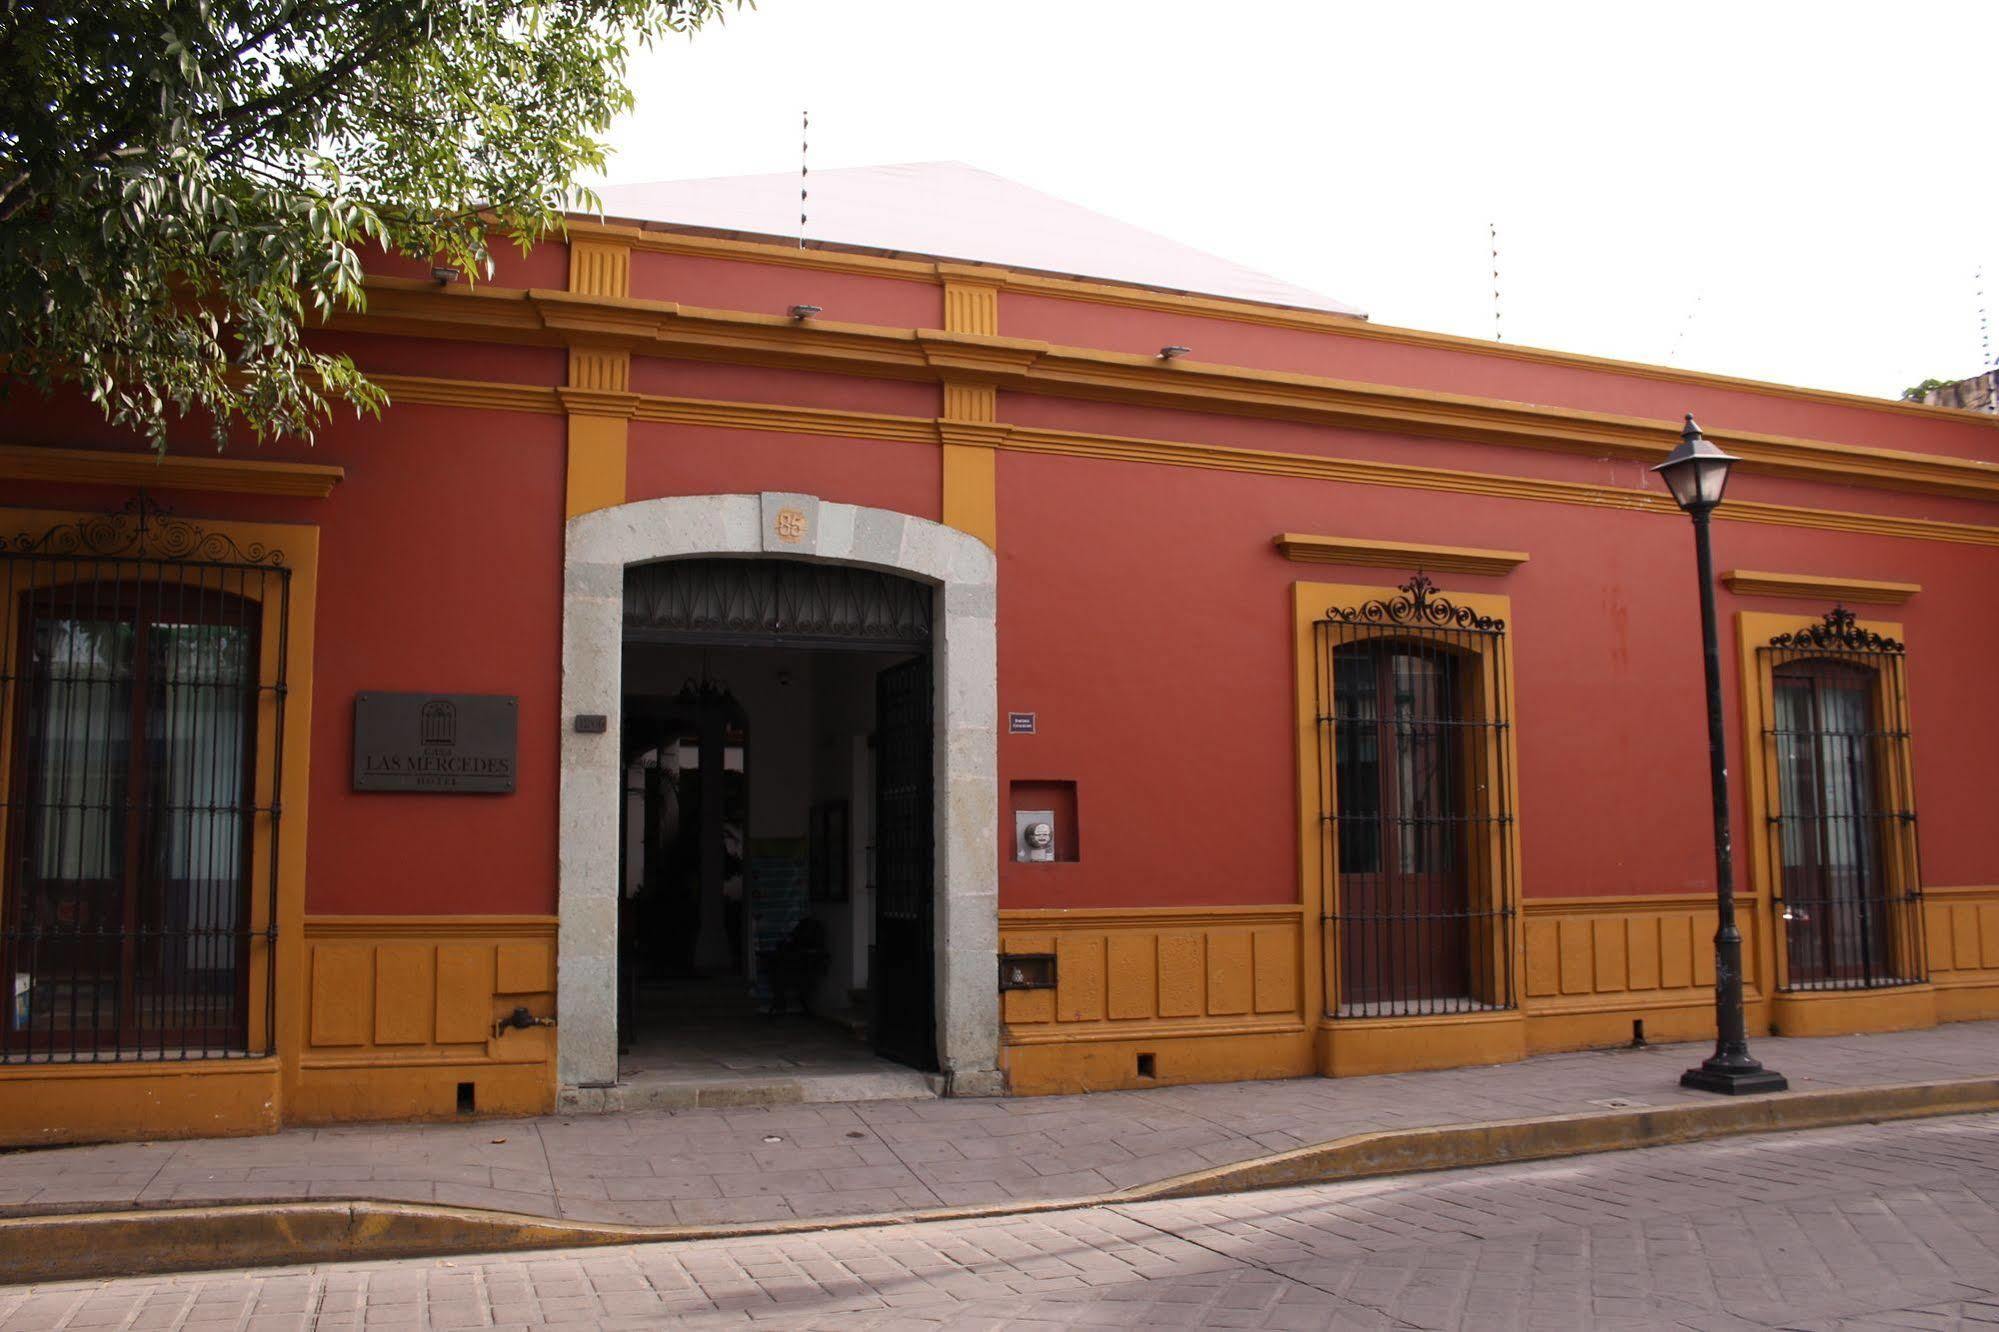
6, 1113, 1999, 1329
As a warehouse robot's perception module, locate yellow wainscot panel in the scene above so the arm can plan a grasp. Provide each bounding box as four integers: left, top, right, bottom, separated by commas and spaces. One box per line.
295, 916, 557, 1125
998, 907, 1312, 1094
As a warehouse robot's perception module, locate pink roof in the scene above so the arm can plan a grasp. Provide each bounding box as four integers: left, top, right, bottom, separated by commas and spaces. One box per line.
594, 161, 1362, 317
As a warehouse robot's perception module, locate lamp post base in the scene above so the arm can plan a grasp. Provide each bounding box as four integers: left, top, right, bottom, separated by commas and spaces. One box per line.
1680, 1060, 1790, 1096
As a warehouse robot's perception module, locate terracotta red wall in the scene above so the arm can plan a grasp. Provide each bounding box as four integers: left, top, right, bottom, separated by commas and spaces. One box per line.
993, 441, 1999, 911
999, 291, 1999, 461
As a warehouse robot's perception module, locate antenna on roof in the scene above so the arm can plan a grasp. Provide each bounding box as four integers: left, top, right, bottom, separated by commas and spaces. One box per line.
1666, 290, 1705, 364
1979, 266, 1992, 371
1489, 222, 1503, 342
799, 108, 809, 250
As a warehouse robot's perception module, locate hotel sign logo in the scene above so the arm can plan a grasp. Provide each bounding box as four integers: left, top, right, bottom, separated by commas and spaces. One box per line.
354, 692, 517, 793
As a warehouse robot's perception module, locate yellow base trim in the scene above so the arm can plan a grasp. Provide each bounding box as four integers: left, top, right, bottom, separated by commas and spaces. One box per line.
0, 1059, 279, 1149
1722, 570, 1920, 604
1524, 999, 1740, 1055
1316, 1010, 1527, 1078
1273, 533, 1528, 576
1001, 1029, 1312, 1096
292, 1060, 554, 1126
1769, 985, 1938, 1038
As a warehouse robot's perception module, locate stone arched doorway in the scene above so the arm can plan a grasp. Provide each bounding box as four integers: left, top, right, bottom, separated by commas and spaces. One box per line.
557, 493, 1000, 1098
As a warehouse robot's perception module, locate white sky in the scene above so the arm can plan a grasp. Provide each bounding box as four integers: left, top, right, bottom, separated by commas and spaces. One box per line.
599, 1, 1997, 400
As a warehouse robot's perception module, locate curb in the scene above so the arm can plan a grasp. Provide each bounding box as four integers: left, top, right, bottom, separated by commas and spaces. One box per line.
4, 1075, 1994, 1286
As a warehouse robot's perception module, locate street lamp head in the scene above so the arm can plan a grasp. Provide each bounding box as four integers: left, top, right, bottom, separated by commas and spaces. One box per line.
1653, 414, 1738, 512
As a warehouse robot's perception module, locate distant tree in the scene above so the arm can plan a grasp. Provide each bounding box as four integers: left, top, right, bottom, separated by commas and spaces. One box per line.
1901, 377, 1961, 402
0, 1, 738, 450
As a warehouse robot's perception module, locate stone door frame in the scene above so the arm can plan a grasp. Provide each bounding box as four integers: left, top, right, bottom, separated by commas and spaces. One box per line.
557, 493, 1001, 1097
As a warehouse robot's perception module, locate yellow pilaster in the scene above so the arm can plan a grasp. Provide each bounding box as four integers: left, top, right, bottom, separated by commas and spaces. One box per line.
562, 239, 635, 520
939, 271, 1002, 547
561, 347, 634, 519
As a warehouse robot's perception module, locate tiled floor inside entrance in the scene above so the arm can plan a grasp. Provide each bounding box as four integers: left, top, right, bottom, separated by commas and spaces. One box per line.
606, 976, 940, 1110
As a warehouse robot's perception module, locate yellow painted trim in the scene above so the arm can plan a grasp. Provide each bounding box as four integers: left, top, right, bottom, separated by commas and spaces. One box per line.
562, 347, 632, 519
305, 914, 561, 937
1318, 1010, 1527, 1078
563, 219, 1993, 428
939, 289, 1002, 547
1001, 1029, 1312, 1096
1722, 570, 1921, 604
369, 376, 1999, 551
568, 239, 632, 299
1293, 579, 1524, 1027
1001, 905, 1305, 928
1737, 608, 1917, 997
0, 445, 343, 497
1770, 985, 1938, 1037
343, 281, 1999, 504
1273, 533, 1528, 577
375, 375, 563, 415
0, 505, 317, 1146
1522, 891, 1761, 913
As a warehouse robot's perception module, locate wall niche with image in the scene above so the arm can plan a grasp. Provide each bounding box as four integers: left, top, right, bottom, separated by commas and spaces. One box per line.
1010, 780, 1078, 863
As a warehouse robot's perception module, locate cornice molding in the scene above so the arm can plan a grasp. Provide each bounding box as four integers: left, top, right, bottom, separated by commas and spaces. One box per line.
360, 375, 1999, 549
556, 386, 640, 419
1721, 570, 1921, 605
340, 279, 1999, 504
1274, 533, 1529, 576
561, 219, 1995, 427
0, 444, 343, 498
373, 374, 562, 415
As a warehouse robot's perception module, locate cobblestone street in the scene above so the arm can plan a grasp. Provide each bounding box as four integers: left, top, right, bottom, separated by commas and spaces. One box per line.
6, 1111, 1999, 1329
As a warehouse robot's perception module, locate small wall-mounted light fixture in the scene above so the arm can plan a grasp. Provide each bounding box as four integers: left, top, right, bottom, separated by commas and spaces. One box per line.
431, 265, 461, 286
789, 304, 823, 321
1158, 344, 1192, 361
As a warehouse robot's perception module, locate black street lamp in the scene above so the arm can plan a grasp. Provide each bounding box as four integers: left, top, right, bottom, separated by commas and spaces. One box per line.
1655, 415, 1789, 1096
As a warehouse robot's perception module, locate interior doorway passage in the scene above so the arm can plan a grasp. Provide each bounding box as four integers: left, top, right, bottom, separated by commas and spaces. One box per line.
616, 557, 940, 1106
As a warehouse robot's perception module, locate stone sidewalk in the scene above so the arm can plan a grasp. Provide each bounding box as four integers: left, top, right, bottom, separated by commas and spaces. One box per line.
1, 1023, 1992, 1233
11, 1112, 1999, 1328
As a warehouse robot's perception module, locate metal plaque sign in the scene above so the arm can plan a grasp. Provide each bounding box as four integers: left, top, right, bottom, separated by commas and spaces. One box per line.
353, 692, 517, 793
1008, 712, 1037, 734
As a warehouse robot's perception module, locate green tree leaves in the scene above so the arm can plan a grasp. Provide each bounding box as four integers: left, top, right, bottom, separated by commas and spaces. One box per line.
0, 0, 736, 450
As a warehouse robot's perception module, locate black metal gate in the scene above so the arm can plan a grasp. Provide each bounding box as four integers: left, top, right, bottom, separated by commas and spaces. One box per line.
1760, 608, 1922, 990
1313, 575, 1516, 1017
871, 653, 936, 1070
0, 498, 288, 1063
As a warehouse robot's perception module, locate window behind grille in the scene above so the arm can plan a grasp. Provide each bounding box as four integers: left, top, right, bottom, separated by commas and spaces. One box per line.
1760, 609, 1922, 991
1313, 576, 1516, 1017
0, 500, 289, 1063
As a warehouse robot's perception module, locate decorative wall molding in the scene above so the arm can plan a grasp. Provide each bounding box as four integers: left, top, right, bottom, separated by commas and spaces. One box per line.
366, 375, 1999, 549
1721, 570, 1921, 604
1273, 533, 1528, 577
562, 220, 1996, 428
345, 281, 1999, 503
0, 445, 343, 498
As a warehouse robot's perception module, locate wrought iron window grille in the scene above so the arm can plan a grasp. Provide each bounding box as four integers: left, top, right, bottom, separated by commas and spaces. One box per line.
1759, 606, 1922, 993
625, 557, 932, 651
1, 495, 289, 1064
1313, 574, 1517, 1019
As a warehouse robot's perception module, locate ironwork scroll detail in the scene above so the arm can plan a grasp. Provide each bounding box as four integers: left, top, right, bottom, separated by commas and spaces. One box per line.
0, 493, 287, 567
1768, 605, 1904, 655
1324, 572, 1506, 633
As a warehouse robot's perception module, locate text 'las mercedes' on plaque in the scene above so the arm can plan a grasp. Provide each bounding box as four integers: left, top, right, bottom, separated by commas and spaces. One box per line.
353, 693, 517, 793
